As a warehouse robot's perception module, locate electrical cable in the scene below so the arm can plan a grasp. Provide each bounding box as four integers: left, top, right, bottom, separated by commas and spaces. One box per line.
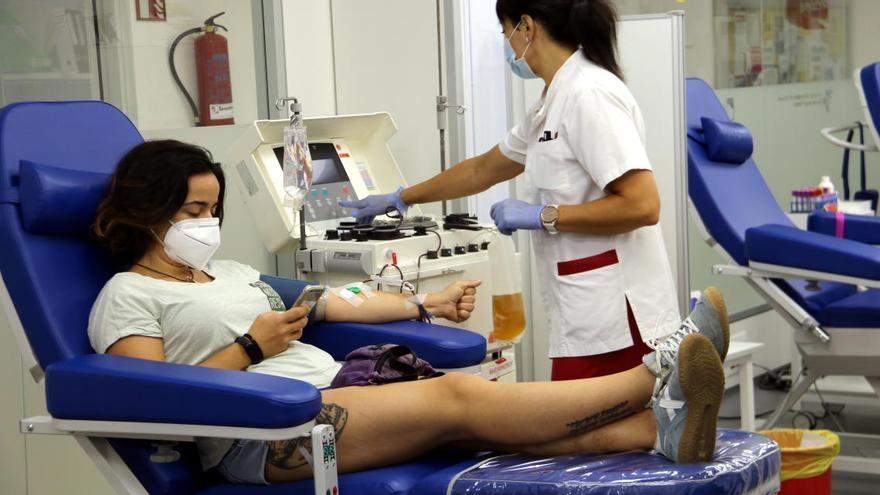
377, 263, 404, 293
467, 228, 496, 247
718, 363, 791, 420
812, 380, 847, 433
756, 363, 792, 392
415, 230, 443, 293
384, 206, 404, 228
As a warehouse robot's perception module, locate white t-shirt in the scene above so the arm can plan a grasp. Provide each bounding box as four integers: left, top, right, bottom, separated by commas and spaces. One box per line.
88, 259, 342, 469
498, 52, 680, 358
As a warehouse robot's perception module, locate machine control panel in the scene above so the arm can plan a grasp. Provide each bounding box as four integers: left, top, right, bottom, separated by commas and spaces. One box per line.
273, 142, 356, 223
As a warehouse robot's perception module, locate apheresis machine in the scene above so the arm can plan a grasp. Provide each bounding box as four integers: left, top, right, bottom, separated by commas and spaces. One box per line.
228, 112, 514, 379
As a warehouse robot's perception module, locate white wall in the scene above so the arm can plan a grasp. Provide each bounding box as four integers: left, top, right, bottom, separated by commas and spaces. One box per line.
849, 0, 880, 71
280, 0, 447, 218
614, 0, 715, 85
330, 0, 444, 217
460, 0, 512, 222
118, 0, 259, 130
281, 0, 337, 118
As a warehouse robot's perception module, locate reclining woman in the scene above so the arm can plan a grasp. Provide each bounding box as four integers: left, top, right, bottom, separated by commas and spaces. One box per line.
89, 140, 732, 485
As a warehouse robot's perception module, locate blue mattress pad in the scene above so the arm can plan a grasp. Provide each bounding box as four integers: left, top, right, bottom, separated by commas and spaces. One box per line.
413, 429, 780, 495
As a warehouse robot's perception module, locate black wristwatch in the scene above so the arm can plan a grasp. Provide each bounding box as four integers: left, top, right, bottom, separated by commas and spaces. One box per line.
235, 333, 264, 364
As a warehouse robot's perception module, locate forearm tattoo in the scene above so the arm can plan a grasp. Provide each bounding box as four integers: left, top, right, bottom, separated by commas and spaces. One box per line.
266, 403, 349, 471
566, 401, 631, 436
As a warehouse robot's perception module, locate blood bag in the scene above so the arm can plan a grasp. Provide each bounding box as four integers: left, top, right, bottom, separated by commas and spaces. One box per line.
488, 233, 526, 343
282, 115, 312, 208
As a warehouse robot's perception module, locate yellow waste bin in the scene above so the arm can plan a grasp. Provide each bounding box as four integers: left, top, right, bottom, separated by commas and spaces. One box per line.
759, 429, 840, 495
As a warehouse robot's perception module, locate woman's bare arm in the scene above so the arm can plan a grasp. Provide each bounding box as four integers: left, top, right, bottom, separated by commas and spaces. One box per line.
324, 281, 480, 323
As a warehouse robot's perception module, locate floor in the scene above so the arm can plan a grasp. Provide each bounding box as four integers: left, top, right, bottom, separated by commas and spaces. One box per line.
720, 380, 880, 494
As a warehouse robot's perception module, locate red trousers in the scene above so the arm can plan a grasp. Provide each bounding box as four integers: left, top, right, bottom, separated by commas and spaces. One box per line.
551, 300, 652, 380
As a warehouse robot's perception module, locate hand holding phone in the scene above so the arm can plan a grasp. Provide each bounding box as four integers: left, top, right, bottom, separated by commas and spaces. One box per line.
293, 285, 326, 309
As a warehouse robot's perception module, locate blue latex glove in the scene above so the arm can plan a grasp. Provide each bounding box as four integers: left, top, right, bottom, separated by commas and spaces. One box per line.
338, 186, 409, 224
490, 199, 544, 235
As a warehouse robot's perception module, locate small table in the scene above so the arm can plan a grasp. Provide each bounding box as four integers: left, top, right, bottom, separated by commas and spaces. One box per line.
725, 341, 764, 431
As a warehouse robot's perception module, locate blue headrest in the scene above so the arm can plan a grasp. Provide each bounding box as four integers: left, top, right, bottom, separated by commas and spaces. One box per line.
21, 160, 110, 236
860, 63, 880, 140
700, 117, 753, 164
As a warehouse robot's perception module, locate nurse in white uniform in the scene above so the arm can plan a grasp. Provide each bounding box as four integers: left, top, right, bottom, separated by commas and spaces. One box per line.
340, 0, 680, 381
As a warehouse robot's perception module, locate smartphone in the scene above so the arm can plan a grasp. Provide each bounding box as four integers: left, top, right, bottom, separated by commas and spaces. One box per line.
292, 285, 326, 309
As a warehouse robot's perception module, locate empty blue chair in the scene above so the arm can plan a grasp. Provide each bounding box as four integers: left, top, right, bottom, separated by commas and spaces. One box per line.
686, 78, 880, 465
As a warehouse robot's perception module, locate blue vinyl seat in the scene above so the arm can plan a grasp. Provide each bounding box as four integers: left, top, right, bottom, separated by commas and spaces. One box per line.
686, 78, 880, 434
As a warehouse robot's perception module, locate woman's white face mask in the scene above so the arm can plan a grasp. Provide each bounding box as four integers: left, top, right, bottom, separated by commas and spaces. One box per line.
159, 217, 221, 270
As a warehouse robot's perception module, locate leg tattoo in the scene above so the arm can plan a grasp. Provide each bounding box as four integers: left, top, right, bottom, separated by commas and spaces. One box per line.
566, 401, 631, 436
266, 403, 349, 471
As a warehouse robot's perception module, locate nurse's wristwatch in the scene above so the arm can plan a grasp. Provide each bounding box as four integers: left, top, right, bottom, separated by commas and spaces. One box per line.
540, 204, 560, 234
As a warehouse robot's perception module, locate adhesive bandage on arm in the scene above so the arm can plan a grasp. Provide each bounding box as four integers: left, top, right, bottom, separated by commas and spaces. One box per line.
313, 288, 330, 321
330, 283, 373, 308
404, 293, 428, 310
405, 293, 433, 323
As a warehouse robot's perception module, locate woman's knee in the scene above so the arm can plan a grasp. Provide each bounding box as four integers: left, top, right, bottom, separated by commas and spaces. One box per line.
436, 372, 487, 407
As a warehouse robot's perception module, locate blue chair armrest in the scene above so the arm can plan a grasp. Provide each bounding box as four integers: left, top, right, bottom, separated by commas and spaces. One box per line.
745, 224, 880, 280
302, 321, 487, 368
45, 354, 321, 428
808, 211, 880, 244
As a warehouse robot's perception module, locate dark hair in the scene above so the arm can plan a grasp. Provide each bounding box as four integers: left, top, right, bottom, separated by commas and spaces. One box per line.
496, 0, 623, 80
92, 139, 225, 263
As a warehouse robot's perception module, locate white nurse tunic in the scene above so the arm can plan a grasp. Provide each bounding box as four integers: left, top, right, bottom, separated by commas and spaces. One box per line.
499, 52, 680, 358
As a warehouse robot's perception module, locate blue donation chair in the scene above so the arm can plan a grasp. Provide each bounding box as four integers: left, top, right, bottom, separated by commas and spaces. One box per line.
1, 100, 780, 495
686, 77, 880, 473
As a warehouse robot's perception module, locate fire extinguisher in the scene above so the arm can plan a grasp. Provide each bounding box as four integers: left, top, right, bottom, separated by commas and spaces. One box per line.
169, 12, 233, 126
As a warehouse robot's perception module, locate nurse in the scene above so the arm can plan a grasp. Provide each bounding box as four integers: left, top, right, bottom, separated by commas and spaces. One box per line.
340, 0, 681, 380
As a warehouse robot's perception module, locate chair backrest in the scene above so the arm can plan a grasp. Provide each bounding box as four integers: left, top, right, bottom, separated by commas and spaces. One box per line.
0, 102, 211, 494
0, 100, 143, 369
856, 62, 880, 150
685, 78, 794, 266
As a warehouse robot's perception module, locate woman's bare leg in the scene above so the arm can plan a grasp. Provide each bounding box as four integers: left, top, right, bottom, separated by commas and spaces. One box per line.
265, 364, 656, 483
446, 409, 656, 456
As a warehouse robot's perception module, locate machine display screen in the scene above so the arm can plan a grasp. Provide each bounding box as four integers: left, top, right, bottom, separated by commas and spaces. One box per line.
273, 142, 349, 185
311, 158, 345, 184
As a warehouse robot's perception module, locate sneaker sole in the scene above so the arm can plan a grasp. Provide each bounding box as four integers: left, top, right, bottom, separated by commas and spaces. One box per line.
702, 287, 730, 361
676, 334, 724, 463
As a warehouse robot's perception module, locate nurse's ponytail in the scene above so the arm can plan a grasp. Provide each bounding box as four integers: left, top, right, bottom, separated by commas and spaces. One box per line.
496, 0, 623, 81
568, 0, 622, 81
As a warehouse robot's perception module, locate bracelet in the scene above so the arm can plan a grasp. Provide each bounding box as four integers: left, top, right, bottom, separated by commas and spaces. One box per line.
235, 333, 264, 365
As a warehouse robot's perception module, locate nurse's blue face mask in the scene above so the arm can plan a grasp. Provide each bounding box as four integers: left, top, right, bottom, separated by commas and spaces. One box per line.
505, 21, 539, 80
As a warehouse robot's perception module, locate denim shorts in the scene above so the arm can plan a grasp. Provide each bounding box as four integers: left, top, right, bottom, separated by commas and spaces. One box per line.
214, 439, 269, 485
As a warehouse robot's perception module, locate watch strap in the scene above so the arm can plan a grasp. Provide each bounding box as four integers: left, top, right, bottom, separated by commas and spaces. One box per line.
235, 333, 264, 364
541, 204, 560, 234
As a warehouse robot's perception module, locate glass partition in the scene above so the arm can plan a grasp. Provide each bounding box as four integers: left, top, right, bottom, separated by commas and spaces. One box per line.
0, 0, 101, 105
